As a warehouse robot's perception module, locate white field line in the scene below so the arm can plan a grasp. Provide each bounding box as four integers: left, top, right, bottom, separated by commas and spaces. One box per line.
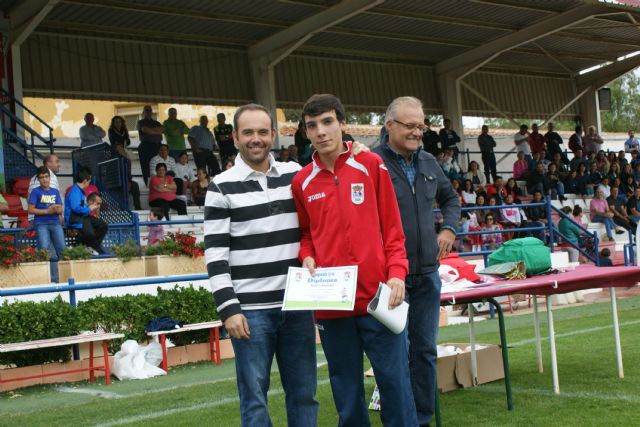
510, 319, 640, 347
477, 385, 640, 402
55, 386, 120, 399
91, 378, 332, 427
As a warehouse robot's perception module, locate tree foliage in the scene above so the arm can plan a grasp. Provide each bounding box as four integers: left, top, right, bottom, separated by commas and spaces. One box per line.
601, 71, 640, 132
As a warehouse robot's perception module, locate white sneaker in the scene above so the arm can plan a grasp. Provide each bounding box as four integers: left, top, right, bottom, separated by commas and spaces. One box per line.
87, 247, 99, 256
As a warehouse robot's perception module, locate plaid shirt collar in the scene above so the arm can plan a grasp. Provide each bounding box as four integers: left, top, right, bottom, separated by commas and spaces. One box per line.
383, 142, 419, 185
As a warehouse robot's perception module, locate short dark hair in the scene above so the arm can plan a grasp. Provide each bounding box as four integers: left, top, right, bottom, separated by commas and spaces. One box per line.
36, 166, 50, 177
155, 162, 167, 172
600, 248, 611, 257
150, 207, 164, 220
302, 94, 346, 123
87, 192, 101, 204
75, 169, 91, 183
233, 103, 274, 131
575, 125, 582, 132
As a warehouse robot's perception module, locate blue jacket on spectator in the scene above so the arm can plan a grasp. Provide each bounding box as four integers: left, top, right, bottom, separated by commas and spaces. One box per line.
373, 143, 461, 274
64, 184, 91, 229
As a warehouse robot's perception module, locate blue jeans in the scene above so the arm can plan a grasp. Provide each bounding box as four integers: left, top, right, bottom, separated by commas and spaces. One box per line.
318, 315, 417, 427
592, 215, 615, 238
406, 272, 442, 426
231, 309, 318, 427
35, 222, 65, 283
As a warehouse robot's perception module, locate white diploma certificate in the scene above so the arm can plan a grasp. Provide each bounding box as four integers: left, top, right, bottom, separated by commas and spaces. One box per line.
282, 266, 358, 311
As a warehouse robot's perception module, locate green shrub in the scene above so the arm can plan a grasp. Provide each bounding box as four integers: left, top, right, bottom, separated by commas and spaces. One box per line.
112, 240, 141, 262
62, 245, 91, 260
156, 286, 218, 346
0, 297, 80, 367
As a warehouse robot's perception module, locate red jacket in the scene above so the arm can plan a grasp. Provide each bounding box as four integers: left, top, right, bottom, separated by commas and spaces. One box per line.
291, 143, 408, 319
528, 132, 546, 154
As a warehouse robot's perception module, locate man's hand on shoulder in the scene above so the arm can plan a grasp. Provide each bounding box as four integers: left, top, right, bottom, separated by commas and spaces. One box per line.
386, 277, 405, 309
224, 313, 250, 340
351, 141, 370, 157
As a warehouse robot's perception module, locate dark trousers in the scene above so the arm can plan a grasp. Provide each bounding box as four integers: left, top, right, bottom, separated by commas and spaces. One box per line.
194, 149, 221, 177
149, 198, 187, 220
481, 151, 498, 183
138, 141, 160, 185
129, 180, 141, 210
78, 216, 108, 252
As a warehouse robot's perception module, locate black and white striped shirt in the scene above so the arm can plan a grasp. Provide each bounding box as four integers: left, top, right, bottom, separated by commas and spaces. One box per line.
204, 154, 301, 321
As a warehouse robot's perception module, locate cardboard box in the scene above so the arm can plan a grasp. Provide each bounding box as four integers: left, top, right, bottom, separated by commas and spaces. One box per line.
437, 343, 505, 393
439, 308, 448, 327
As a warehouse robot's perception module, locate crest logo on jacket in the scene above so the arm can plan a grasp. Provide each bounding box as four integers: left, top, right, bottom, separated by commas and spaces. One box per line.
351, 183, 364, 205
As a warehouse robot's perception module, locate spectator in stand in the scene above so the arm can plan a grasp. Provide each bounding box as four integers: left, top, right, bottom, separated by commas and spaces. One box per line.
148, 163, 187, 220
546, 163, 566, 201
607, 186, 635, 233
485, 176, 507, 205
621, 162, 634, 183
539, 148, 552, 171
631, 150, 640, 168
480, 213, 503, 250
599, 248, 613, 266
163, 107, 189, 161
617, 150, 629, 167
113, 142, 142, 210
590, 188, 624, 241
583, 125, 604, 155
465, 160, 485, 190
598, 176, 611, 199
214, 113, 236, 163
513, 150, 530, 180
486, 195, 501, 220
607, 162, 621, 183
569, 148, 587, 172
147, 207, 165, 246
595, 151, 609, 172
588, 162, 604, 189
440, 147, 464, 181
28, 166, 65, 283
451, 179, 463, 206
175, 152, 195, 203
544, 122, 568, 164
622, 174, 636, 199
624, 130, 639, 153
191, 167, 210, 207
461, 179, 477, 206
277, 148, 290, 162
551, 152, 570, 181
108, 115, 130, 150
288, 145, 299, 163
528, 151, 545, 173
505, 178, 523, 202
149, 143, 178, 185
439, 118, 461, 159
514, 124, 531, 158
527, 162, 548, 197
188, 115, 221, 178
474, 194, 487, 223
422, 118, 441, 156
564, 170, 579, 195
568, 125, 583, 154
294, 120, 313, 166
526, 190, 548, 242
626, 186, 640, 222
79, 112, 106, 148
63, 166, 99, 199
222, 159, 234, 171
559, 206, 582, 262
573, 205, 584, 226
528, 123, 546, 155
499, 194, 526, 233
28, 154, 61, 197
575, 162, 592, 196
477, 125, 497, 183
137, 105, 164, 185
633, 162, 640, 184
64, 169, 108, 255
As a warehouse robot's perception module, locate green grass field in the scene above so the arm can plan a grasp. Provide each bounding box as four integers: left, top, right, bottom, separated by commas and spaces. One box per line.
2, 295, 640, 426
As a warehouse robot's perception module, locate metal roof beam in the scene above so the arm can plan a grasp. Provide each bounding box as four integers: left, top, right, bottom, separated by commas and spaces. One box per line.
436, 3, 608, 78
248, 0, 383, 65
9, 0, 62, 46
576, 54, 640, 89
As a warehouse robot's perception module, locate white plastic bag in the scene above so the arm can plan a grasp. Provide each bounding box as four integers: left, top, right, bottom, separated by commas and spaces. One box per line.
111, 340, 166, 381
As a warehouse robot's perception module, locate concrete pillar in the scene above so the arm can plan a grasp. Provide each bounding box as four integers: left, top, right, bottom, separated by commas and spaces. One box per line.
249, 56, 279, 147
578, 87, 601, 133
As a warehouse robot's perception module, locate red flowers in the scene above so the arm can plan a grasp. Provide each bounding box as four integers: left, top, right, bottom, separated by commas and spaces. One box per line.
147, 231, 204, 258
0, 233, 49, 266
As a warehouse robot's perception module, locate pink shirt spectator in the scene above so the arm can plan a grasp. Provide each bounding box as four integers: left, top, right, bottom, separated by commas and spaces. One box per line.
148, 224, 164, 246
589, 198, 609, 221
148, 175, 177, 202
513, 160, 528, 180
572, 214, 583, 226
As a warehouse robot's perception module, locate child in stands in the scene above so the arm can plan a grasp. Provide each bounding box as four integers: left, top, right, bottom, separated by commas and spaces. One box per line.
147, 207, 165, 246
599, 248, 613, 266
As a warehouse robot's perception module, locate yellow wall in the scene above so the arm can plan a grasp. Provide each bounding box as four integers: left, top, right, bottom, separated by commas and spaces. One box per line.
22, 98, 286, 138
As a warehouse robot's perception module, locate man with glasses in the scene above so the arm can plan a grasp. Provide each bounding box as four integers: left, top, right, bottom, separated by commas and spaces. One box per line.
373, 96, 460, 427
137, 105, 164, 185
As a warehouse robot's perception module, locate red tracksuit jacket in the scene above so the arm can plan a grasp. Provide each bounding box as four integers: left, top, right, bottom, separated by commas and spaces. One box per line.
291, 143, 409, 319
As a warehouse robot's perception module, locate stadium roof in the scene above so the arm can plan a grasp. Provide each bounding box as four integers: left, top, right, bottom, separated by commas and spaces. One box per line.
5, 0, 640, 121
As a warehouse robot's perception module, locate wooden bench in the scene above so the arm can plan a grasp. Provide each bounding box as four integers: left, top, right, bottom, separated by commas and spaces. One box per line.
147, 321, 223, 371
0, 332, 125, 385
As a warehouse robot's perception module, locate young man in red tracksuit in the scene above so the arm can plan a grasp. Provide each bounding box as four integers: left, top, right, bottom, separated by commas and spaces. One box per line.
291, 94, 417, 427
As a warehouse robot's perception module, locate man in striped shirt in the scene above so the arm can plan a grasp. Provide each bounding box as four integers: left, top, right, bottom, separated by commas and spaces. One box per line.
204, 104, 318, 426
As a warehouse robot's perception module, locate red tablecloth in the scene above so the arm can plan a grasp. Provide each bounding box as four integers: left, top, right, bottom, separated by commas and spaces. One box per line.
440, 265, 640, 305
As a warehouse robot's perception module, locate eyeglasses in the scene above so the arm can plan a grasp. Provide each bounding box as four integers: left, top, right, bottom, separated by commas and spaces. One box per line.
486, 218, 494, 221
393, 120, 427, 133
